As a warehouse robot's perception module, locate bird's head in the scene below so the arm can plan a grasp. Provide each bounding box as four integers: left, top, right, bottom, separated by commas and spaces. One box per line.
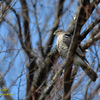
54, 29, 66, 37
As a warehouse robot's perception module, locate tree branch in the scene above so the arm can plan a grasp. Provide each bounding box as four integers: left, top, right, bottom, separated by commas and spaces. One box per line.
31, 46, 58, 99
79, 16, 100, 41
82, 32, 100, 50
44, 0, 65, 55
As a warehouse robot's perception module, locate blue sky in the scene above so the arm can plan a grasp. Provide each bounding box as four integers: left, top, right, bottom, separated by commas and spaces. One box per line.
0, 0, 100, 100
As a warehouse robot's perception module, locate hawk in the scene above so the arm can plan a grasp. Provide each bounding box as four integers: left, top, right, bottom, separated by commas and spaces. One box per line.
54, 29, 98, 82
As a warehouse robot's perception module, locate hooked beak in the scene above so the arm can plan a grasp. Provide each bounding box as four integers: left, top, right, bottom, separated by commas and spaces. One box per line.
53, 32, 56, 35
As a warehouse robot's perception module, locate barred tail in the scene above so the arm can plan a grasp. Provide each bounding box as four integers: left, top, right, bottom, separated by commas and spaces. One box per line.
81, 64, 98, 82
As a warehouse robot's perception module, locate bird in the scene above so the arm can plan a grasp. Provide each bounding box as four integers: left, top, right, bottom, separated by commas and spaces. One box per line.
54, 29, 98, 82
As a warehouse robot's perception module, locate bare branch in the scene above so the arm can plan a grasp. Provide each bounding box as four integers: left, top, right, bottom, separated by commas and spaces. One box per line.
20, 0, 33, 58
20, 1, 37, 100
33, 0, 44, 58
44, 0, 65, 55
80, 16, 100, 41
82, 32, 100, 50
63, 0, 100, 99
30, 46, 58, 99
63, 0, 88, 99
88, 83, 100, 100
38, 62, 63, 100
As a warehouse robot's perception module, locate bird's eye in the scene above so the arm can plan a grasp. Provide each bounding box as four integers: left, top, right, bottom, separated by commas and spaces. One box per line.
57, 31, 60, 33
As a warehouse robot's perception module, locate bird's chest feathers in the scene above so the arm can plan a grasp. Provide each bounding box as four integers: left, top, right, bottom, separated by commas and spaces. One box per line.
56, 34, 68, 57
56, 34, 63, 46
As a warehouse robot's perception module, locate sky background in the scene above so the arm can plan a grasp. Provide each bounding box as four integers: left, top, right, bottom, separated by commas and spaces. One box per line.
0, 0, 100, 100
